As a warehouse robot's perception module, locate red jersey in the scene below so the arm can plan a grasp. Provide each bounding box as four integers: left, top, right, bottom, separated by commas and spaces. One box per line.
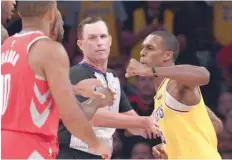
1, 31, 59, 141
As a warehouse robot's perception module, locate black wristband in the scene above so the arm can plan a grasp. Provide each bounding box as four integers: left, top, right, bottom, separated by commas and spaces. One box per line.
152, 66, 158, 77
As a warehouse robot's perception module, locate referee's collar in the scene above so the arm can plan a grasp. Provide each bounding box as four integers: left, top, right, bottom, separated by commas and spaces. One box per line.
79, 60, 106, 75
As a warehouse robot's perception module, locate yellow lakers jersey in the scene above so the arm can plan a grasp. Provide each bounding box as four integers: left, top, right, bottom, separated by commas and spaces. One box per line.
153, 79, 221, 159
213, 2, 232, 46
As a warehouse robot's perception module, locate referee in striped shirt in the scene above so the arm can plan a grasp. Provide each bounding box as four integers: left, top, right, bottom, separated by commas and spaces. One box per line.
57, 17, 161, 159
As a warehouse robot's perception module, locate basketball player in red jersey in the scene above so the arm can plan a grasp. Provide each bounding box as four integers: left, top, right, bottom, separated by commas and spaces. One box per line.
1, 0, 16, 44
1, 1, 111, 159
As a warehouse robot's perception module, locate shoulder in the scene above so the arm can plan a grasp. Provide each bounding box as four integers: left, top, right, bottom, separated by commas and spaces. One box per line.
31, 39, 66, 58
70, 64, 94, 76
30, 39, 69, 69
69, 64, 96, 84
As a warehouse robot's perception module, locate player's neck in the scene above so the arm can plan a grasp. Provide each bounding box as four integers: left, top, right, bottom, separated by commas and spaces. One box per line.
21, 19, 50, 37
83, 58, 108, 73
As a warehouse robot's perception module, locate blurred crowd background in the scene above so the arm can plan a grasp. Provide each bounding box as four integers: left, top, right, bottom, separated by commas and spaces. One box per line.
5, 1, 232, 159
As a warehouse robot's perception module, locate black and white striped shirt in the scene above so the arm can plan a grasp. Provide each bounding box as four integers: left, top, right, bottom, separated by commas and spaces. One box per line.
58, 61, 132, 154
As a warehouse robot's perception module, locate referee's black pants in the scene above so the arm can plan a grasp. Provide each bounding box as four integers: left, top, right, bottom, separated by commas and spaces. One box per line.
57, 147, 102, 159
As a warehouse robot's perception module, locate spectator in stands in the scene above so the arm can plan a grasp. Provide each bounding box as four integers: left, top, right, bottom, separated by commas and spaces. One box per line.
194, 26, 222, 112
130, 141, 154, 159
217, 43, 232, 90
112, 131, 124, 159
121, 1, 165, 54
129, 76, 155, 116
108, 57, 137, 96
218, 91, 232, 158
71, 55, 83, 66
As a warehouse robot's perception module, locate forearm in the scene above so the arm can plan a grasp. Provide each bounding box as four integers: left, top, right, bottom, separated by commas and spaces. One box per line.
80, 98, 100, 120
145, 65, 210, 86
206, 107, 223, 134
57, 93, 99, 148
122, 110, 143, 134
90, 109, 146, 129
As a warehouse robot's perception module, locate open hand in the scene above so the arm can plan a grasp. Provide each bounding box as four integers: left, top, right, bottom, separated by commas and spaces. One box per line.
95, 87, 117, 108
73, 79, 105, 98
144, 116, 161, 139
127, 116, 161, 139
125, 58, 151, 78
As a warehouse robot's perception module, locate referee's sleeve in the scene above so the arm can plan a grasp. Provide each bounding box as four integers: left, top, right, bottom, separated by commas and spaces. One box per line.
69, 65, 91, 103
119, 86, 133, 113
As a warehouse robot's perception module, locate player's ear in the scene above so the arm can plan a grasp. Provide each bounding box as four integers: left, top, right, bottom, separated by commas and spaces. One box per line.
46, 7, 56, 23
109, 34, 112, 46
163, 51, 173, 62
77, 40, 83, 51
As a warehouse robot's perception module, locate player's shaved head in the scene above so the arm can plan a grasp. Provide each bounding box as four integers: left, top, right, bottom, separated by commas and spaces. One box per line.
18, 1, 56, 18
150, 31, 180, 61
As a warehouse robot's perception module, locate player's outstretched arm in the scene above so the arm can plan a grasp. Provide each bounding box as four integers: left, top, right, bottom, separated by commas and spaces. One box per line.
34, 39, 101, 150
126, 58, 210, 87
90, 109, 161, 139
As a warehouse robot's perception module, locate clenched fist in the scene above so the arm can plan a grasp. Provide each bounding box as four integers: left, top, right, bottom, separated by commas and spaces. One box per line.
125, 58, 152, 78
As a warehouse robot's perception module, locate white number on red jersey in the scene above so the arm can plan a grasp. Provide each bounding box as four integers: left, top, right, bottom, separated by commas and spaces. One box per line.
1, 74, 11, 115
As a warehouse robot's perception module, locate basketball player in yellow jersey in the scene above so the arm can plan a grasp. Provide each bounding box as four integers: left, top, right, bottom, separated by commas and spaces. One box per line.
126, 31, 222, 159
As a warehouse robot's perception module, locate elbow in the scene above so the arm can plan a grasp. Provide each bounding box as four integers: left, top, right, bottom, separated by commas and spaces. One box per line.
214, 119, 224, 134
199, 67, 210, 86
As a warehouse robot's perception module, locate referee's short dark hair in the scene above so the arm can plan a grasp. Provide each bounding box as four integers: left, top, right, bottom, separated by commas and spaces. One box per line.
151, 31, 180, 61
78, 17, 108, 40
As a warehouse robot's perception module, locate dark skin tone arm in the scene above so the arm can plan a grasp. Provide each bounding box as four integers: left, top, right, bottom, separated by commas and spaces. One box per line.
126, 59, 209, 105
126, 59, 223, 133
